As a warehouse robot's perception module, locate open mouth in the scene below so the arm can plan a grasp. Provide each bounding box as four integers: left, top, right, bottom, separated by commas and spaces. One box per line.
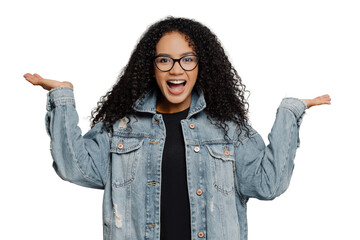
166, 80, 187, 94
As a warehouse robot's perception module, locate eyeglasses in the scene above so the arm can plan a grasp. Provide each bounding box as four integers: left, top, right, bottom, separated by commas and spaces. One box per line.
154, 54, 199, 72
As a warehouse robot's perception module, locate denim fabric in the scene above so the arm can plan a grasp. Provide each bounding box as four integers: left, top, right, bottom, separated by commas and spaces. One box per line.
45, 86, 306, 240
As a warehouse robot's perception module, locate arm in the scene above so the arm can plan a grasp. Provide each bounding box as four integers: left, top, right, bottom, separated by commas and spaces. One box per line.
25, 73, 110, 189
234, 95, 330, 200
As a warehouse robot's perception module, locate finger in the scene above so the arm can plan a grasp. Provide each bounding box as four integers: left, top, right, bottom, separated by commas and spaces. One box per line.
33, 73, 44, 80
23, 73, 31, 81
322, 97, 331, 104
318, 94, 330, 100
319, 94, 331, 103
33, 73, 46, 86
314, 94, 331, 105
24, 73, 41, 85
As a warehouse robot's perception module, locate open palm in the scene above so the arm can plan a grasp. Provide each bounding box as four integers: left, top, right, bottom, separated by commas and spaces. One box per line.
24, 73, 73, 91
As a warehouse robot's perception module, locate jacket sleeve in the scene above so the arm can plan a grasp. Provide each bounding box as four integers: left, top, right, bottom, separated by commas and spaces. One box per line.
45, 87, 110, 189
234, 98, 307, 200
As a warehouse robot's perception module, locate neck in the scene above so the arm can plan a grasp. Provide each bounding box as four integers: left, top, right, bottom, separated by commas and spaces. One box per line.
156, 96, 191, 113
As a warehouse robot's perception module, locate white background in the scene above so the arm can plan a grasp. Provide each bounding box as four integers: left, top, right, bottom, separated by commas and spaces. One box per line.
1, 0, 359, 239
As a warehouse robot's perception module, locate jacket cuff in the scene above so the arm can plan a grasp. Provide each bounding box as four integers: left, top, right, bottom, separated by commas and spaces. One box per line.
279, 97, 307, 125
46, 87, 75, 111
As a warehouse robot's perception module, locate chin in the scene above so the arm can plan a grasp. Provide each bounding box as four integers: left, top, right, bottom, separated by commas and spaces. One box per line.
165, 95, 188, 104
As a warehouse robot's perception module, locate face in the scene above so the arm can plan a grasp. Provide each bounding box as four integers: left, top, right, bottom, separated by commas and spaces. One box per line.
154, 31, 198, 113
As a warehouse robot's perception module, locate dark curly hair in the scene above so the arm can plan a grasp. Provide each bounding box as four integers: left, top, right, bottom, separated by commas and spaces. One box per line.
90, 16, 250, 140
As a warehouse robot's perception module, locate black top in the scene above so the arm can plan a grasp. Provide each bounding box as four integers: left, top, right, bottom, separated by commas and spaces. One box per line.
159, 108, 191, 240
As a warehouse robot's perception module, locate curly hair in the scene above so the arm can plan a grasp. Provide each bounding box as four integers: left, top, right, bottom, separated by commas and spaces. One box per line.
90, 16, 250, 140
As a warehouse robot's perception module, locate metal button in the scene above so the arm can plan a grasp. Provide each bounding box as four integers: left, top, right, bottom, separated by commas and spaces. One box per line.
194, 146, 200, 152
198, 232, 204, 238
118, 144, 124, 149
189, 123, 195, 129
196, 189, 203, 196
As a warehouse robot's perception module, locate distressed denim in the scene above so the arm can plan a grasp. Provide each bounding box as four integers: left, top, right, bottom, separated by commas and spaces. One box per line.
45, 86, 306, 240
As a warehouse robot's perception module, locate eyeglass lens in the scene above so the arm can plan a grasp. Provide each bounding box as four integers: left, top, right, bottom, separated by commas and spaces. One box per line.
154, 55, 198, 71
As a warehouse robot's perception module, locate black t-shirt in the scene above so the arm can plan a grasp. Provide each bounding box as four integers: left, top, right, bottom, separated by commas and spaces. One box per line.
159, 108, 191, 240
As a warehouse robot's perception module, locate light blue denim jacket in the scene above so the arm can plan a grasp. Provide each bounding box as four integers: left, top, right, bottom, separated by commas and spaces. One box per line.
45, 86, 306, 240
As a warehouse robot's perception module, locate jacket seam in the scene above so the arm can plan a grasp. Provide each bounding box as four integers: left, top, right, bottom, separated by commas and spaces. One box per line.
268, 110, 295, 199
64, 105, 102, 186
232, 138, 249, 204
103, 130, 113, 187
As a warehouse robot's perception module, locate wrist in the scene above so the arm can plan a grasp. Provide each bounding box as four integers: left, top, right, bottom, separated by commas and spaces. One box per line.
300, 99, 310, 109
49, 81, 73, 90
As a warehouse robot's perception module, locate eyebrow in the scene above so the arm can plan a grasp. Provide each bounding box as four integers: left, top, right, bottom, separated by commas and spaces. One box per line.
156, 51, 196, 57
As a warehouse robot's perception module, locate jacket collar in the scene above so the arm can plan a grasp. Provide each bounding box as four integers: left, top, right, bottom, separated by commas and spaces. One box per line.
132, 86, 206, 119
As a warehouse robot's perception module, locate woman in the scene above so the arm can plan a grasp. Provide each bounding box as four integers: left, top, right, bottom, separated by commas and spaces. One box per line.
24, 17, 330, 240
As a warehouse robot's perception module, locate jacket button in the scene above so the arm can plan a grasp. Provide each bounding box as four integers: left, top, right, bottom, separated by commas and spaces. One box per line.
194, 146, 200, 152
198, 232, 204, 238
118, 143, 124, 149
196, 189, 203, 196
189, 123, 195, 129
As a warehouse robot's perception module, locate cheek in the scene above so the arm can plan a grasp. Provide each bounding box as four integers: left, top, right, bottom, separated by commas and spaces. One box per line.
190, 70, 199, 83
154, 70, 166, 85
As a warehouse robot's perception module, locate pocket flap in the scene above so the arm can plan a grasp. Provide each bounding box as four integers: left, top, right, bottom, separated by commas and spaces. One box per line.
205, 144, 235, 161
110, 137, 143, 154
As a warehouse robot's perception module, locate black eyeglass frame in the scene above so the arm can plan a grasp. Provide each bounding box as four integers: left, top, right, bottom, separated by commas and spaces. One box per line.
153, 54, 199, 72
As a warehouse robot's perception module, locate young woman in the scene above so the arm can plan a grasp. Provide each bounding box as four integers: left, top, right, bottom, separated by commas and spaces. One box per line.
24, 17, 330, 240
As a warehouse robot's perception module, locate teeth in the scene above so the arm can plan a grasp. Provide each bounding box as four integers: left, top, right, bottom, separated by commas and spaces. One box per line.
168, 80, 185, 84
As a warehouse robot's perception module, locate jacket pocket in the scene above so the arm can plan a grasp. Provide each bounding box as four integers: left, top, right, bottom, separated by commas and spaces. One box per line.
110, 136, 144, 188
206, 143, 235, 196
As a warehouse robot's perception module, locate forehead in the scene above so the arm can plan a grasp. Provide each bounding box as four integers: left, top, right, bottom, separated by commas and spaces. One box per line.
155, 31, 195, 56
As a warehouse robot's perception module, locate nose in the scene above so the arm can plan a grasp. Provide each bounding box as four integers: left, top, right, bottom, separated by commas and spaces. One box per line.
169, 61, 184, 75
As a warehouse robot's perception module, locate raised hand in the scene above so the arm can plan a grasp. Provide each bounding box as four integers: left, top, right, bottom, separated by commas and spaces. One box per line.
24, 73, 73, 91
301, 94, 331, 109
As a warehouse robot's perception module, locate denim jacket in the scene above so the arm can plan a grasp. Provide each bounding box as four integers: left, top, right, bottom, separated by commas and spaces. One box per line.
45, 86, 306, 240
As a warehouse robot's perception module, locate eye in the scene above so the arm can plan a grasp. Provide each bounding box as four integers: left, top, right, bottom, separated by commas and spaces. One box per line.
156, 57, 171, 64
160, 58, 169, 63
183, 56, 194, 62
182, 55, 198, 64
